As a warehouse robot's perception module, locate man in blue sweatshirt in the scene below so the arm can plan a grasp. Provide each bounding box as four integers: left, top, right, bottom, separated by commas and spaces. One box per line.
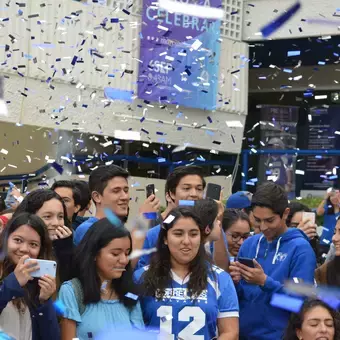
74, 164, 160, 246
230, 182, 316, 340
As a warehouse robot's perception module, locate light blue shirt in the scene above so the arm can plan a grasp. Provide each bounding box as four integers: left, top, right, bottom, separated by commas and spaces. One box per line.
59, 281, 144, 340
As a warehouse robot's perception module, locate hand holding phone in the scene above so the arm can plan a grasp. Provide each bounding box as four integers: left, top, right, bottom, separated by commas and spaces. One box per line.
146, 184, 155, 198
24, 258, 57, 278
238, 257, 255, 268
302, 212, 315, 226
205, 183, 222, 201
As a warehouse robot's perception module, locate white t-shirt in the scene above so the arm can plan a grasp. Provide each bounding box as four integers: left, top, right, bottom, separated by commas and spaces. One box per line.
0, 301, 32, 340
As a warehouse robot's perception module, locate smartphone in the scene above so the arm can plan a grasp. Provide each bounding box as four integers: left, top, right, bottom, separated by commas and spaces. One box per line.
24, 259, 57, 278
238, 257, 255, 268
146, 184, 155, 198
302, 212, 315, 226
21, 179, 28, 194
205, 183, 221, 201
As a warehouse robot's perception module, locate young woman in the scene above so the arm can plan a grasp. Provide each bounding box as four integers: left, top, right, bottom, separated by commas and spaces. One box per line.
317, 189, 340, 252
283, 299, 340, 340
59, 218, 144, 339
0, 212, 60, 339
134, 206, 239, 339
316, 219, 340, 286
222, 208, 251, 259
14, 189, 73, 282
288, 202, 320, 263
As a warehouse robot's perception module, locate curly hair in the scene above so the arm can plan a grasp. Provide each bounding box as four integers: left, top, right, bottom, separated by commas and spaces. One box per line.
141, 206, 211, 300
283, 299, 340, 340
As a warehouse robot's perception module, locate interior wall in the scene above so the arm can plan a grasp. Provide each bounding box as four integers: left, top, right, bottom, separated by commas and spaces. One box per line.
0, 0, 249, 156
0, 122, 58, 176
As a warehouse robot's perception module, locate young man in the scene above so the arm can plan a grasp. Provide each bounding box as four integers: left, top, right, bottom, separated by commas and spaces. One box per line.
72, 180, 92, 230
230, 182, 316, 340
136, 165, 228, 270
51, 180, 81, 227
74, 164, 160, 246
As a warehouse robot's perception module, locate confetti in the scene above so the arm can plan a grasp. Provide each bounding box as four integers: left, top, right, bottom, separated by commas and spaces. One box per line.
260, 1, 301, 38
143, 212, 158, 219
163, 214, 176, 224
179, 200, 195, 206
53, 300, 66, 316
104, 208, 123, 227
128, 247, 157, 260
125, 292, 139, 300
270, 293, 303, 313
158, 0, 224, 19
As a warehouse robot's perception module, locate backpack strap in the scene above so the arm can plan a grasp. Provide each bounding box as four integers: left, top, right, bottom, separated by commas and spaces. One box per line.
71, 278, 86, 316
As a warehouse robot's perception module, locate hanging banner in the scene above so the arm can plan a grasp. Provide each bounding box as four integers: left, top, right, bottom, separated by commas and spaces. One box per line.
137, 0, 222, 110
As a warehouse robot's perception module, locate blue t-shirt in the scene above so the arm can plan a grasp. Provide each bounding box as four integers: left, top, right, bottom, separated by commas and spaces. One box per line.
320, 204, 340, 245
134, 265, 239, 339
58, 281, 144, 339
74, 217, 99, 246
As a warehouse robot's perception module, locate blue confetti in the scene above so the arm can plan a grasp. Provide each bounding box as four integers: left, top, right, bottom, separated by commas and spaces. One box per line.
143, 212, 157, 220
270, 293, 303, 313
104, 87, 134, 103
179, 200, 195, 206
53, 300, 66, 316
104, 208, 122, 227
260, 1, 301, 38
287, 50, 300, 57
125, 292, 139, 300
51, 162, 64, 175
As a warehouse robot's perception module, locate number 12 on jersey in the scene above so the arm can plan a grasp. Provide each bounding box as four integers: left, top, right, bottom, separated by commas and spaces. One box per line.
157, 305, 205, 339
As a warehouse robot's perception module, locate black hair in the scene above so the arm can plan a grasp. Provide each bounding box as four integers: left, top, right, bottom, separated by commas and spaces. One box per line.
326, 192, 339, 215
13, 189, 70, 227
222, 208, 250, 232
193, 198, 218, 230
73, 218, 137, 308
140, 206, 211, 300
89, 165, 129, 198
73, 180, 91, 211
51, 180, 82, 208
286, 202, 311, 227
283, 299, 340, 340
0, 213, 53, 310
251, 182, 288, 217
165, 165, 206, 199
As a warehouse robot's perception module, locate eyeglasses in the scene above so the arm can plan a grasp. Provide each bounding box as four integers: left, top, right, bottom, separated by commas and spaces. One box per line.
226, 231, 251, 243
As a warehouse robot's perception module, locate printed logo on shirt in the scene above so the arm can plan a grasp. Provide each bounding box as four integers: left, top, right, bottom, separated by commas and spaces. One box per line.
155, 288, 207, 301
275, 252, 288, 262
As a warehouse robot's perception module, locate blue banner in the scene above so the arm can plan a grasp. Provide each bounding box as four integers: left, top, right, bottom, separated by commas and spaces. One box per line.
137, 0, 222, 110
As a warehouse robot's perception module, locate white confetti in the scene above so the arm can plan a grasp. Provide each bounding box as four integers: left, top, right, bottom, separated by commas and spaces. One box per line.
0, 149, 8, 155
128, 247, 157, 260
295, 170, 305, 175
173, 84, 183, 92
159, 0, 224, 19
164, 214, 175, 224
191, 39, 203, 51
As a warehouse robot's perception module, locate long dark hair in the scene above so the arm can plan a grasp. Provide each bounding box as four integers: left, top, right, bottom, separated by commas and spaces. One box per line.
13, 189, 70, 227
141, 206, 211, 300
73, 218, 137, 309
283, 299, 340, 340
0, 213, 53, 310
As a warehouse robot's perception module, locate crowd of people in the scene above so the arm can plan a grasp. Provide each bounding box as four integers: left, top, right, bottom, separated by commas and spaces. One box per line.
0, 164, 340, 340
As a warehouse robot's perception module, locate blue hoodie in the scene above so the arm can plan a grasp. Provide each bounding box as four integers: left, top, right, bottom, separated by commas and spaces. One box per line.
74, 216, 99, 246
237, 228, 316, 340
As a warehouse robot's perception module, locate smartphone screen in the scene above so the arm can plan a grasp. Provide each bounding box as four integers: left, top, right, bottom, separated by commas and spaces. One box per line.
238, 257, 255, 268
